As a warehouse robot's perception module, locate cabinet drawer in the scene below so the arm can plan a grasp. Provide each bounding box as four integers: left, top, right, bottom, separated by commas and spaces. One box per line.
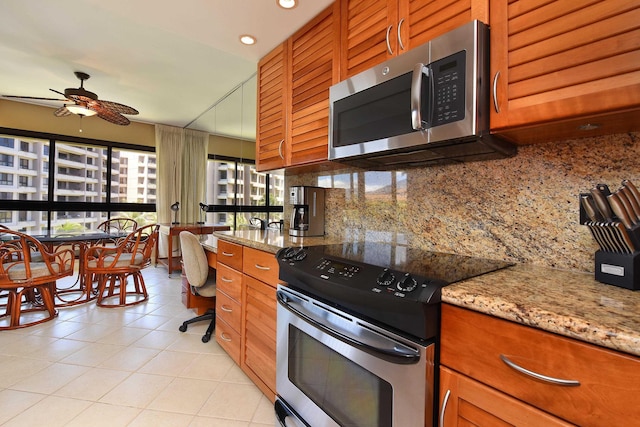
243, 247, 279, 286
215, 262, 242, 302
216, 289, 241, 333
441, 304, 640, 427
217, 240, 243, 271
215, 315, 240, 365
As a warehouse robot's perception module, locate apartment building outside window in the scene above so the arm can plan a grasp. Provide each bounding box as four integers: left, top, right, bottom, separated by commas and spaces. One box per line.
0, 131, 156, 233
205, 157, 284, 229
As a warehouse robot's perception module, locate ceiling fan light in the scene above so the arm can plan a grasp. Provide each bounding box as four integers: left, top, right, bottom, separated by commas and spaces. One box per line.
66, 104, 97, 117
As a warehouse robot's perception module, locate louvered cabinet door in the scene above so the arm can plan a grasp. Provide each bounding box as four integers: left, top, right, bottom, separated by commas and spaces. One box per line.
340, 0, 398, 78
288, 4, 339, 167
256, 42, 288, 171
399, 0, 489, 50
490, 0, 640, 131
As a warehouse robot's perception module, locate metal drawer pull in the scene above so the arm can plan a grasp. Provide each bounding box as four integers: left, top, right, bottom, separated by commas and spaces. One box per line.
220, 332, 232, 342
220, 305, 233, 313
254, 264, 270, 271
221, 251, 235, 257
439, 389, 451, 426
500, 354, 581, 386
397, 18, 405, 51
220, 276, 233, 283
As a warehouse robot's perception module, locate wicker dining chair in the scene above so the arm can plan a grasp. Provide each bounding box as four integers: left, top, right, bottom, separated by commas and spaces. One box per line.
0, 228, 75, 329
84, 224, 159, 307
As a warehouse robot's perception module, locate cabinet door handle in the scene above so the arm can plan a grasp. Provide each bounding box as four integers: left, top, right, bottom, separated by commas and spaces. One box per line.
254, 263, 271, 271
386, 25, 393, 55
278, 139, 284, 160
397, 18, 405, 51
221, 305, 233, 313
439, 389, 451, 427
500, 354, 581, 386
492, 71, 501, 113
220, 276, 233, 283
220, 332, 232, 342
221, 251, 235, 257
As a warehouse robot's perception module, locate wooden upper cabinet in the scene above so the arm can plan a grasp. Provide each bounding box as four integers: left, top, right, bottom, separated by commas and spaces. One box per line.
256, 4, 339, 171
288, 3, 340, 167
490, 0, 640, 139
340, 0, 489, 79
256, 42, 288, 171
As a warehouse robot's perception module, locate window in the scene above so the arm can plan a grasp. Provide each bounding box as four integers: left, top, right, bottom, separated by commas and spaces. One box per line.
0, 173, 13, 185
112, 148, 157, 204
205, 157, 284, 229
0, 154, 13, 167
1, 133, 156, 234
0, 138, 14, 148
0, 211, 11, 223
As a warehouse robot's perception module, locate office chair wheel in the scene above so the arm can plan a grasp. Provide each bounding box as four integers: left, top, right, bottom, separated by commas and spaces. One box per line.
202, 333, 211, 343
178, 323, 188, 332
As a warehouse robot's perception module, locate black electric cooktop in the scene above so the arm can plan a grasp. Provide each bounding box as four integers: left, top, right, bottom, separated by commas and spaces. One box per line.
277, 242, 514, 341
315, 242, 514, 285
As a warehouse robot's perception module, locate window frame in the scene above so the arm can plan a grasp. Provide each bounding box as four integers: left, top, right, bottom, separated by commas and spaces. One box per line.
0, 127, 156, 231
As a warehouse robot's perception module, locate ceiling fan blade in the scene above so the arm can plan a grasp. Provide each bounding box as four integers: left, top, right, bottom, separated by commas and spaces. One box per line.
94, 108, 131, 126
2, 94, 68, 101
49, 88, 70, 99
95, 99, 138, 115
53, 106, 72, 117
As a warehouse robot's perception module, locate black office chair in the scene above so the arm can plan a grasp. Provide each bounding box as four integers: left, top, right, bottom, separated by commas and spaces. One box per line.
177, 231, 216, 343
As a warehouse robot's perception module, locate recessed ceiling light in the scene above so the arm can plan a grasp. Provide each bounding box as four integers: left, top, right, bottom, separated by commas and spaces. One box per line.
240, 35, 256, 45
277, 0, 298, 9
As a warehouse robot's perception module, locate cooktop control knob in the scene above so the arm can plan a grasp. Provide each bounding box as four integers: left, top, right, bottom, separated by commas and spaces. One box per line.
397, 273, 418, 292
376, 268, 395, 287
282, 247, 307, 261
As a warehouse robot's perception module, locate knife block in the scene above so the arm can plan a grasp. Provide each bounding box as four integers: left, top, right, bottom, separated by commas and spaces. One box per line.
595, 250, 640, 290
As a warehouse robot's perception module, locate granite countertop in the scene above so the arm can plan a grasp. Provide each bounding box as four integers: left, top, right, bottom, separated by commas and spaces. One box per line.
212, 230, 640, 358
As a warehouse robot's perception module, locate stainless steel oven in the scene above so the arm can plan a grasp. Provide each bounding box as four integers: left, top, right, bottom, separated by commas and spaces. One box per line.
275, 285, 434, 427
274, 243, 512, 427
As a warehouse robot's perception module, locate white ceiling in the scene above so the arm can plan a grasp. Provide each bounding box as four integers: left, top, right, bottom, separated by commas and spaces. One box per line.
0, 0, 333, 140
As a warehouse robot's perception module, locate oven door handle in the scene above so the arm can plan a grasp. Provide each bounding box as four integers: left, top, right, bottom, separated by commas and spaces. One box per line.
277, 291, 420, 364
275, 399, 308, 427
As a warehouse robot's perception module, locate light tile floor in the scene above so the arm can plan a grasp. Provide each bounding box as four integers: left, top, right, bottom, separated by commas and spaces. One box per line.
0, 267, 274, 427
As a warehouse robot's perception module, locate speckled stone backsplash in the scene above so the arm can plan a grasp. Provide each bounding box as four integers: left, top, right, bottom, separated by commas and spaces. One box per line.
285, 132, 640, 272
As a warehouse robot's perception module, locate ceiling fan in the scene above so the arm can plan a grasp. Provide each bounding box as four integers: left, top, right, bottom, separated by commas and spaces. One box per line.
2, 71, 139, 125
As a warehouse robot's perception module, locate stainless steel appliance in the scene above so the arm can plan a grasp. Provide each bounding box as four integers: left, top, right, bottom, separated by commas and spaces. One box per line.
289, 186, 325, 237
328, 20, 516, 169
274, 243, 513, 427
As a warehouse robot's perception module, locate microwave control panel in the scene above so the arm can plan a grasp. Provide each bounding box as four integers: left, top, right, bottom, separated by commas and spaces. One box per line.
431, 50, 466, 126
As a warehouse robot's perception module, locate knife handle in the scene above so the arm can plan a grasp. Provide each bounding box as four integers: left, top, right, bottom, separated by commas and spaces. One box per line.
620, 186, 640, 223
580, 195, 602, 222
590, 187, 613, 221
607, 193, 634, 229
622, 179, 640, 208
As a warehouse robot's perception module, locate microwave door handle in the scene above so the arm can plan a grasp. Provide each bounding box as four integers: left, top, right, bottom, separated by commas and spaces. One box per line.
411, 63, 429, 130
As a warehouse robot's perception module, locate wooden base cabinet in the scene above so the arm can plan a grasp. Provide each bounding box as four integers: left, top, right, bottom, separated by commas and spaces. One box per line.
440, 304, 640, 427
215, 241, 243, 365
242, 274, 277, 400
439, 366, 571, 426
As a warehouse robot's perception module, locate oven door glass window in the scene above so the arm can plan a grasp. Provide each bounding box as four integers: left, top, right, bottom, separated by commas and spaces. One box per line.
288, 325, 393, 427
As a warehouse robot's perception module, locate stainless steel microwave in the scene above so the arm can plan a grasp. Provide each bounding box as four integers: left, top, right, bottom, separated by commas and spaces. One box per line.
328, 20, 515, 169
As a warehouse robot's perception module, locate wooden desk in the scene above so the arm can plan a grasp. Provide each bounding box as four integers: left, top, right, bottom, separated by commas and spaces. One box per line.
155, 223, 229, 276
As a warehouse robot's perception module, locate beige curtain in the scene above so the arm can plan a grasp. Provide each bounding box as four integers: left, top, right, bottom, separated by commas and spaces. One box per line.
155, 124, 208, 257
